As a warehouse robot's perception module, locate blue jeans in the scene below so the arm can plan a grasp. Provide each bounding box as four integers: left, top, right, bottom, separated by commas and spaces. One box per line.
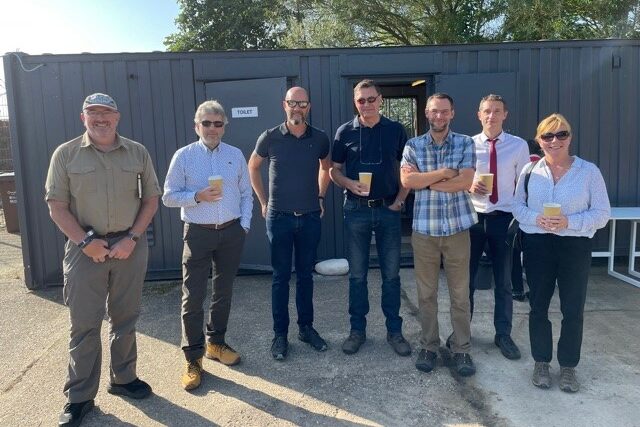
266, 210, 321, 336
343, 198, 403, 333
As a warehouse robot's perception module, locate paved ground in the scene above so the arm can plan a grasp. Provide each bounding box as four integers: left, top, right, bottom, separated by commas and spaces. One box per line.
0, 226, 639, 426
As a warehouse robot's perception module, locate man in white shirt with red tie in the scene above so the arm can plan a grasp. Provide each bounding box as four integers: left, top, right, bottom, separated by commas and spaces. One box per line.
468, 94, 530, 360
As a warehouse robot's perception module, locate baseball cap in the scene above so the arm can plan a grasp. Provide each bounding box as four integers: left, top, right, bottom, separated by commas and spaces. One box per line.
83, 93, 118, 111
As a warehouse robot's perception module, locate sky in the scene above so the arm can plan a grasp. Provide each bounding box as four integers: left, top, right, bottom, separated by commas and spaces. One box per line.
0, 0, 180, 115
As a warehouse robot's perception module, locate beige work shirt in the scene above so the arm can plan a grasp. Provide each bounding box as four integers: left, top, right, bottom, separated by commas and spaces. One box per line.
45, 132, 161, 235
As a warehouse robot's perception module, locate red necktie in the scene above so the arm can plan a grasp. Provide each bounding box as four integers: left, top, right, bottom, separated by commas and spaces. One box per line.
488, 138, 498, 204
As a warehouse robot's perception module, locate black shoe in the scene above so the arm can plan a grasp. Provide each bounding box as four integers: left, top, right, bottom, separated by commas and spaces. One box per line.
107, 378, 152, 399
453, 353, 476, 377
387, 332, 411, 356
271, 335, 289, 360
299, 325, 328, 351
415, 349, 437, 373
512, 292, 527, 302
494, 334, 521, 360
58, 400, 94, 426
342, 331, 366, 355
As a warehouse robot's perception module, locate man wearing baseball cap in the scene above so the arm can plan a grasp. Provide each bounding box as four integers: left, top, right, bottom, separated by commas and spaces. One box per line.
46, 93, 161, 426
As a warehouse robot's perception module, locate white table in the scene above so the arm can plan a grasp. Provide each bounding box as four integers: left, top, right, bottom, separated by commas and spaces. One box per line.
592, 207, 640, 288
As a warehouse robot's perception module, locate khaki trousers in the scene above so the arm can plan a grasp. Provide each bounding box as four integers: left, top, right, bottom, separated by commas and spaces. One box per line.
62, 235, 148, 403
412, 230, 472, 353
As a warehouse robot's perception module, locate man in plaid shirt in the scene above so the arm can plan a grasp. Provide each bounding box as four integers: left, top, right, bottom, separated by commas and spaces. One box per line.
401, 93, 478, 377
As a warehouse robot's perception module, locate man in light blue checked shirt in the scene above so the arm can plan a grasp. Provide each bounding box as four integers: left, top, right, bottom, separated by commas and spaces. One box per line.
401, 93, 478, 377
163, 100, 253, 391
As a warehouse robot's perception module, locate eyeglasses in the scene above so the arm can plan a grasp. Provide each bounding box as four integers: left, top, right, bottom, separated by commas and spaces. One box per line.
200, 120, 225, 128
355, 95, 381, 105
84, 110, 118, 117
540, 131, 570, 142
285, 100, 309, 108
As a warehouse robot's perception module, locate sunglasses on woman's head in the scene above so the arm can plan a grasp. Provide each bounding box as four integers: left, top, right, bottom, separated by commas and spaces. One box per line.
540, 131, 570, 142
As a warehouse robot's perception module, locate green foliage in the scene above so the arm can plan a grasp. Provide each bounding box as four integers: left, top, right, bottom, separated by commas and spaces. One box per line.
164, 0, 640, 51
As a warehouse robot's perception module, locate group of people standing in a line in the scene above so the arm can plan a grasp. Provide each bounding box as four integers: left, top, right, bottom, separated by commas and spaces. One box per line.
46, 80, 610, 426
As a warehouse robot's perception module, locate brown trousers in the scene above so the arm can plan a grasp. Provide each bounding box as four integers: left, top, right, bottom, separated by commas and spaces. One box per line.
411, 230, 472, 353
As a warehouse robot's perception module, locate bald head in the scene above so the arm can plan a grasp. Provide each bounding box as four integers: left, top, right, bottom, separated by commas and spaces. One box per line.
283, 86, 310, 126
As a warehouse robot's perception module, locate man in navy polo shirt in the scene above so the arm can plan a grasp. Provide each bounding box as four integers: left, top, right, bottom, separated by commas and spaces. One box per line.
330, 79, 411, 357
248, 86, 331, 360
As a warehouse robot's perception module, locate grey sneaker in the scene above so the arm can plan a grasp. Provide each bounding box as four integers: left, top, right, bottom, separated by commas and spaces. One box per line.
559, 367, 579, 393
271, 335, 289, 360
532, 362, 551, 389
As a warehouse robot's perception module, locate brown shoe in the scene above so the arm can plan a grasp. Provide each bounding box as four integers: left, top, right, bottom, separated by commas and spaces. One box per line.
181, 358, 203, 391
206, 342, 241, 366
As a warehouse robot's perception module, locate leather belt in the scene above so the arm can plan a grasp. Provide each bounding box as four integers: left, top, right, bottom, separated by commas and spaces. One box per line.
94, 229, 129, 239
192, 218, 239, 230
347, 195, 394, 208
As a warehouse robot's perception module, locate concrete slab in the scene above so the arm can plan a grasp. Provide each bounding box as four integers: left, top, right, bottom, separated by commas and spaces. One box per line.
0, 229, 639, 426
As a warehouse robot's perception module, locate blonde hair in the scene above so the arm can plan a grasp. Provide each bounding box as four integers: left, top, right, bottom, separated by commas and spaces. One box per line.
536, 113, 572, 140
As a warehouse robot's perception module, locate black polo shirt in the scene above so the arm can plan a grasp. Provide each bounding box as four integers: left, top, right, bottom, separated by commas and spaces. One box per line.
255, 122, 330, 212
332, 115, 408, 200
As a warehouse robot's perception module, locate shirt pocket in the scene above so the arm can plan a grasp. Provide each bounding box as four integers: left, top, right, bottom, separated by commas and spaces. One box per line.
67, 165, 97, 195
118, 163, 144, 194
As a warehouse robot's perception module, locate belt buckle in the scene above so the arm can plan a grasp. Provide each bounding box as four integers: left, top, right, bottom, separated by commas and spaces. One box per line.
367, 199, 376, 208
293, 211, 303, 217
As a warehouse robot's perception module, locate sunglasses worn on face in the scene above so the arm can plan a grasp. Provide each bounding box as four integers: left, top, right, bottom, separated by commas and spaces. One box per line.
200, 120, 225, 128
285, 100, 309, 108
540, 131, 570, 142
356, 95, 380, 105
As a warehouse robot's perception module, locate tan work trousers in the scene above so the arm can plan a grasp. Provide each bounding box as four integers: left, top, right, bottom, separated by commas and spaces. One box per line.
411, 230, 472, 353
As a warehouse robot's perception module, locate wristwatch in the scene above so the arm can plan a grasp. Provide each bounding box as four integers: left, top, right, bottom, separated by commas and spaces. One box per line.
77, 229, 95, 249
128, 231, 140, 242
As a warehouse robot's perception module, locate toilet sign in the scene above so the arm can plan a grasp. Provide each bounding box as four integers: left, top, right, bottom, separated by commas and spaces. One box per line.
231, 106, 258, 118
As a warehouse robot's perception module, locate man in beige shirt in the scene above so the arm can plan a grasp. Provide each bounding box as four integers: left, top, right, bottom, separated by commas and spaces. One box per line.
45, 93, 161, 426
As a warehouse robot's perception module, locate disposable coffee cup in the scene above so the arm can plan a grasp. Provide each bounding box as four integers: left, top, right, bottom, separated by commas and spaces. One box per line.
359, 172, 372, 196
479, 173, 494, 191
208, 175, 223, 200
543, 203, 561, 216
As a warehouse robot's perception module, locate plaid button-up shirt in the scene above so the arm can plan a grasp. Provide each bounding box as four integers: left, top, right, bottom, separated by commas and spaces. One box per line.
401, 131, 477, 236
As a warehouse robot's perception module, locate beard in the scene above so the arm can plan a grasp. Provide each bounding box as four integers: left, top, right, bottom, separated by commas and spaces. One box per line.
287, 111, 306, 126
428, 119, 449, 133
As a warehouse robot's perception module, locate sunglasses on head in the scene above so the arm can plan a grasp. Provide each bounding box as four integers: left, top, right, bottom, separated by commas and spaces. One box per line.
200, 120, 225, 128
285, 100, 309, 108
540, 130, 570, 142
356, 95, 380, 105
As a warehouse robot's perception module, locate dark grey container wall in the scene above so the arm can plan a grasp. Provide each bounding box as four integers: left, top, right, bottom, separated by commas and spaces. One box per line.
3, 39, 639, 289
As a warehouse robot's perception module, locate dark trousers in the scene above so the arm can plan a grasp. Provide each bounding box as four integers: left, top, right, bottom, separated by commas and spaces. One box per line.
266, 210, 321, 336
522, 233, 592, 367
181, 222, 246, 362
469, 212, 514, 336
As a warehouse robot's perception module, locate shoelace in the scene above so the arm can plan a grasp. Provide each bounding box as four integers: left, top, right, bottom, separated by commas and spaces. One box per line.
534, 363, 549, 376
560, 368, 575, 382
187, 362, 201, 375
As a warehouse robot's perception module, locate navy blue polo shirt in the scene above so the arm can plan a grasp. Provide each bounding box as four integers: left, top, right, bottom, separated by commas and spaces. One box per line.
255, 122, 330, 212
332, 115, 408, 200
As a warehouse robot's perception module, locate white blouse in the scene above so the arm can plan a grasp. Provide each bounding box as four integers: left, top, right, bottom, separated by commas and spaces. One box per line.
513, 156, 611, 238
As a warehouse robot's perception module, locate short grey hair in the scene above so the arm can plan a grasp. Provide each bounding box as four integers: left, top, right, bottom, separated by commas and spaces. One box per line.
194, 100, 228, 124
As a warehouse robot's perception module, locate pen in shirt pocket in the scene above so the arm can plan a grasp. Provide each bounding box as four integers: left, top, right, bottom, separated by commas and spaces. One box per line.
137, 173, 142, 199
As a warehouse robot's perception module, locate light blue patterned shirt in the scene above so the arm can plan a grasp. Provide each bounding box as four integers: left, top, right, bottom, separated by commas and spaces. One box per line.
162, 140, 253, 230
513, 156, 610, 238
402, 131, 478, 236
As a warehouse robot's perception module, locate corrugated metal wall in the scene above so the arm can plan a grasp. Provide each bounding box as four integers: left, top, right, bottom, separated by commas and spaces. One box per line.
4, 39, 638, 288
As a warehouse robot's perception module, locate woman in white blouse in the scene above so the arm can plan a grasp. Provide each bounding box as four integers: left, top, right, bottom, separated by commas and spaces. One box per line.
513, 113, 610, 393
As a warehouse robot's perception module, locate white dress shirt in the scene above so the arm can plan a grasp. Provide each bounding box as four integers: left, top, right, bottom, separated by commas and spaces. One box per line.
162, 140, 253, 230
471, 131, 530, 213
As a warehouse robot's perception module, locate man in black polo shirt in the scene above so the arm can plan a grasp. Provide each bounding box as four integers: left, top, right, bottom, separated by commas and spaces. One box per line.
330, 79, 411, 356
248, 86, 331, 360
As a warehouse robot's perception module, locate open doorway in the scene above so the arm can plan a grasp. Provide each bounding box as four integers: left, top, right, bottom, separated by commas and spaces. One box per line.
348, 79, 430, 266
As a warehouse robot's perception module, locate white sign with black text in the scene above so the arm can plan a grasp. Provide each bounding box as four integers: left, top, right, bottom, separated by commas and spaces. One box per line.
232, 107, 259, 118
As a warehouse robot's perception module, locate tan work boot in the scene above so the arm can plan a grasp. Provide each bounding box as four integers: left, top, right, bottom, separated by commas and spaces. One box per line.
559, 367, 579, 393
181, 358, 203, 390
205, 342, 241, 366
